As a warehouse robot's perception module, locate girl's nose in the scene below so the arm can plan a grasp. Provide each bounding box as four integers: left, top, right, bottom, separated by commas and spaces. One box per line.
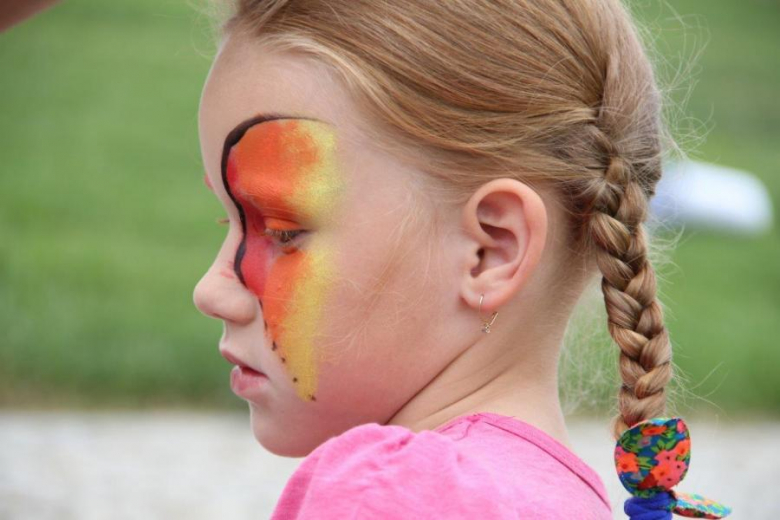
193, 264, 257, 325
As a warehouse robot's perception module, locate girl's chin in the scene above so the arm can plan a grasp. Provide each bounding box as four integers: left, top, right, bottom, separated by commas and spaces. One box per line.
247, 405, 314, 457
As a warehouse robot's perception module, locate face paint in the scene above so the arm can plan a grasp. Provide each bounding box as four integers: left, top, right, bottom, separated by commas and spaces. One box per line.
221, 116, 346, 402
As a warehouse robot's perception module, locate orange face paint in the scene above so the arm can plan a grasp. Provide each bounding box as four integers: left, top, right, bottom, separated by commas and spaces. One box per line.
221, 116, 346, 402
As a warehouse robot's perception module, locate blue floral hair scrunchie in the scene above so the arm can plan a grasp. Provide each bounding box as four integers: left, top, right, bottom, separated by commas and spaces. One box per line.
614, 417, 732, 519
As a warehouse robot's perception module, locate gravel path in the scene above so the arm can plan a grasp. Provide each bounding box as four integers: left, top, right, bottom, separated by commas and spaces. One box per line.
1, 411, 774, 519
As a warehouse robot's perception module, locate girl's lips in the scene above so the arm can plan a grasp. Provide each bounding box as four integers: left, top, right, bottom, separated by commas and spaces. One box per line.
230, 364, 268, 395
220, 348, 269, 397
220, 348, 265, 375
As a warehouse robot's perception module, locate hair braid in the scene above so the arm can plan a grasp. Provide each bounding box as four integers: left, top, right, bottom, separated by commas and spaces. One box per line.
585, 124, 672, 440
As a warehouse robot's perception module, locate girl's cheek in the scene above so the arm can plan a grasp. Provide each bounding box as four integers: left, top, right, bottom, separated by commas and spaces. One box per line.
265, 244, 337, 401
240, 220, 339, 403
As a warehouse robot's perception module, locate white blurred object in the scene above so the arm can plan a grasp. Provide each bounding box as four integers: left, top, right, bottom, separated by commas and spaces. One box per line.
649, 159, 774, 235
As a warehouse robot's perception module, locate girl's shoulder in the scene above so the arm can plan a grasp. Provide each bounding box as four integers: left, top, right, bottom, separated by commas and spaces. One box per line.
270, 420, 518, 519
270, 413, 612, 520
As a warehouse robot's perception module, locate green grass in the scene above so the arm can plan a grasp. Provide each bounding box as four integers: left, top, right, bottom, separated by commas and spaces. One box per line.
0, 0, 238, 408
630, 0, 780, 416
1, 0, 778, 415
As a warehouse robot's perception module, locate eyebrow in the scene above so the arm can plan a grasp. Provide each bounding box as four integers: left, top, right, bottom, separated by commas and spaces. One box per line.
220, 113, 327, 174
219, 112, 329, 208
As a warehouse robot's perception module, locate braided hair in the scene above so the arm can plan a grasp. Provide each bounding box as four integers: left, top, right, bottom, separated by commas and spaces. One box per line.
580, 111, 672, 439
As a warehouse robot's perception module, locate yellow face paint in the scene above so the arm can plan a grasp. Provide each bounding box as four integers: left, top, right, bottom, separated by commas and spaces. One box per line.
221, 116, 347, 401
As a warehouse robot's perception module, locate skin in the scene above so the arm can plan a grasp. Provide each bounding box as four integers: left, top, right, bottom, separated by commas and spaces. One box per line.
0, 0, 61, 31
194, 30, 587, 457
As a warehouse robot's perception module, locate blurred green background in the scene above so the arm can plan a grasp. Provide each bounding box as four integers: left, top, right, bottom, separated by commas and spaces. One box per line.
1, 0, 778, 415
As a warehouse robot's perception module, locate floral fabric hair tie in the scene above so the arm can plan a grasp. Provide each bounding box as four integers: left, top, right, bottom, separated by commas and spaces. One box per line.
614, 417, 732, 519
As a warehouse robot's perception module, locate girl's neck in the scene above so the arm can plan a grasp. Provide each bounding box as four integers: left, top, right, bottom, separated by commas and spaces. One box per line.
385, 332, 571, 450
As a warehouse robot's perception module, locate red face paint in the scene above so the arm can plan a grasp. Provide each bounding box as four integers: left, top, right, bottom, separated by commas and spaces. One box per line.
220, 115, 345, 400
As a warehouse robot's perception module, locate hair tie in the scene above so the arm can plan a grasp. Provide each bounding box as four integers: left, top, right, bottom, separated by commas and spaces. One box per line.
614, 417, 732, 519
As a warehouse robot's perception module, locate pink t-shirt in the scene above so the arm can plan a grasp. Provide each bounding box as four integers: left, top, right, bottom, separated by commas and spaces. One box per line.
270, 412, 613, 519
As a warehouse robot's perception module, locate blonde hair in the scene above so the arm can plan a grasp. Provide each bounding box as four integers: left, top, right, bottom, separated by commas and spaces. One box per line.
220, 0, 678, 440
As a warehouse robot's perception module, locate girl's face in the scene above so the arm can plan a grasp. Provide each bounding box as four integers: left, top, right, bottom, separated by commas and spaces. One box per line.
194, 32, 470, 456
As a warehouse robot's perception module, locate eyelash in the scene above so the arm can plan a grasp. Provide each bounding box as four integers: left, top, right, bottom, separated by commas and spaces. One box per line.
262, 228, 306, 248
216, 216, 305, 250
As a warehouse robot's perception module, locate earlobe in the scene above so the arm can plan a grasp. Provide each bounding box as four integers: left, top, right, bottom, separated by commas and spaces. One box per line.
459, 179, 548, 312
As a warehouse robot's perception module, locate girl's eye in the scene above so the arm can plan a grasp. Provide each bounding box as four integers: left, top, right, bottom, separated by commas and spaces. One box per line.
262, 228, 306, 251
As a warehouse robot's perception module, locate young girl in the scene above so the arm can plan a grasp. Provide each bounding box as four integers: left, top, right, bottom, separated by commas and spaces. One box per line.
193, 1, 731, 518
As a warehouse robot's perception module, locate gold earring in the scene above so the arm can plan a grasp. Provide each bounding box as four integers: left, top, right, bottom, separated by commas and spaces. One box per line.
478, 294, 499, 334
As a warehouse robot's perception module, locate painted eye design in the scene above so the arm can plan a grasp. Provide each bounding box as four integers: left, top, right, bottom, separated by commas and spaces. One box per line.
262, 228, 306, 252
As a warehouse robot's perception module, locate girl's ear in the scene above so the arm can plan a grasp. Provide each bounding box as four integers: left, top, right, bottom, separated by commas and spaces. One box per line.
459, 178, 548, 313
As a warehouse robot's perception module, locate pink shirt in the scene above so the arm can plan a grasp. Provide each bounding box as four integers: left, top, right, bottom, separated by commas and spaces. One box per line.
271, 412, 613, 519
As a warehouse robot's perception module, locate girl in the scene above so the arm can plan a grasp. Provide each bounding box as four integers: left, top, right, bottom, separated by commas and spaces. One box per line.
193, 1, 730, 518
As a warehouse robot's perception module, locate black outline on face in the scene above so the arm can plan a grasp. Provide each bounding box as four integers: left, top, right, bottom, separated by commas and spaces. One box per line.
219, 114, 322, 289
218, 114, 326, 400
